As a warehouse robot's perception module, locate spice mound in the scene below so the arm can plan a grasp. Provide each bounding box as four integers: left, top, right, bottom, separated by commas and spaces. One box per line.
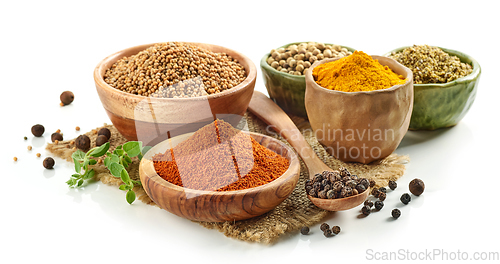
152, 120, 290, 191
389, 45, 473, 84
312, 51, 406, 92
267, 42, 352, 76
104, 42, 247, 98
305, 168, 370, 199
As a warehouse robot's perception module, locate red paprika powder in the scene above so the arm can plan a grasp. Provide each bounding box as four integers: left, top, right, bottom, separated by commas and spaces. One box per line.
153, 120, 289, 191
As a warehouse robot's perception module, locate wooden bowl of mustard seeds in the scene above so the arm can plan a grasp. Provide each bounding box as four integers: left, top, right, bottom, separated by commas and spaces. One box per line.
304, 55, 413, 164
94, 42, 257, 146
139, 131, 300, 222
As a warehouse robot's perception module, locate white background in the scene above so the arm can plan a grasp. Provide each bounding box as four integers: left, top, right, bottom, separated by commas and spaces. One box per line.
1, 0, 499, 263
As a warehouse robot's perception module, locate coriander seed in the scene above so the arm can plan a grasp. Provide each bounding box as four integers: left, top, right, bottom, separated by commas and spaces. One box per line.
43, 157, 55, 169
300, 226, 310, 235
27, 145, 32, 151
13, 157, 18, 162
36, 153, 41, 158
75, 126, 80, 131
391, 209, 401, 219
400, 193, 411, 205
409, 178, 425, 196
31, 124, 45, 137
374, 201, 384, 210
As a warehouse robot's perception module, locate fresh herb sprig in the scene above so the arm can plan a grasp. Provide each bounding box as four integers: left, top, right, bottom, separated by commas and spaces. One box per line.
67, 141, 150, 204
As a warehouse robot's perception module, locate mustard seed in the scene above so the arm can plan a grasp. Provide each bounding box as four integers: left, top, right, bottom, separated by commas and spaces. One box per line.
43, 157, 55, 169
13, 157, 18, 162
27, 145, 32, 151
60, 91, 74, 105
31, 124, 45, 137
36, 153, 41, 158
75, 126, 80, 131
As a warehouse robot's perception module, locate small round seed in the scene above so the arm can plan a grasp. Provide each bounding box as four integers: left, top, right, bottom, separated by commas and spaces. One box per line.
300, 226, 309, 235
392, 209, 401, 219
43, 157, 55, 169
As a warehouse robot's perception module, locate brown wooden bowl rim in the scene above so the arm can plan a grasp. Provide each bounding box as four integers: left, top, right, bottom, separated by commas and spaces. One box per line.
139, 131, 300, 196
94, 42, 258, 102
305, 55, 414, 95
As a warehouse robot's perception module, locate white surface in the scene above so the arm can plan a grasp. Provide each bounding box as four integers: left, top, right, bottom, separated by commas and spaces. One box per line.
1, 0, 499, 263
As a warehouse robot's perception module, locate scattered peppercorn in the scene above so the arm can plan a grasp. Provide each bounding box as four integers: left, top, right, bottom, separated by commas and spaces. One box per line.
31, 124, 45, 137
378, 192, 387, 202
369, 179, 376, 187
409, 178, 425, 196
75, 126, 80, 131
320, 223, 330, 232
400, 193, 411, 205
98, 128, 111, 140
76, 135, 91, 151
43, 157, 55, 169
331, 226, 341, 235
371, 187, 380, 198
364, 200, 373, 208
60, 91, 74, 105
96, 135, 109, 147
27, 145, 32, 151
51, 132, 63, 143
391, 209, 401, 219
388, 180, 397, 190
361, 205, 371, 216
300, 226, 310, 235
374, 201, 384, 210
378, 187, 387, 193
13, 157, 18, 162
323, 229, 333, 237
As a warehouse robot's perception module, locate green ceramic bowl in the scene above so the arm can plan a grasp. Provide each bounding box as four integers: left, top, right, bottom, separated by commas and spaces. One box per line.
385, 46, 481, 130
260, 42, 355, 118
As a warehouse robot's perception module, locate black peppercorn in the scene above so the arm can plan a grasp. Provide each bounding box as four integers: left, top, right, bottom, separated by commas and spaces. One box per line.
43, 157, 55, 169
321, 179, 331, 187
327, 190, 336, 199
323, 229, 333, 237
371, 187, 380, 198
332, 181, 344, 192
331, 225, 341, 235
330, 172, 342, 182
400, 193, 411, 204
76, 134, 91, 151
51, 132, 63, 143
323, 184, 332, 192
320, 223, 330, 232
392, 209, 401, 219
305, 185, 313, 193
305, 179, 312, 187
356, 183, 366, 194
361, 205, 371, 216
308, 188, 317, 197
339, 167, 351, 177
340, 186, 353, 198
96, 135, 108, 146
378, 187, 387, 193
313, 173, 323, 183
350, 174, 358, 180
409, 178, 425, 196
369, 179, 376, 187
346, 180, 357, 188
364, 200, 373, 208
388, 180, 397, 190
60, 91, 74, 105
378, 192, 387, 202
374, 201, 384, 210
359, 178, 370, 189
31, 124, 45, 137
318, 190, 327, 199
300, 226, 310, 235
98, 127, 111, 140
313, 182, 321, 193
342, 176, 351, 182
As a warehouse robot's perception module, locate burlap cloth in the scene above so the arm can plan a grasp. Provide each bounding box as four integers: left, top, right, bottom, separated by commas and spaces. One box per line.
47, 112, 409, 244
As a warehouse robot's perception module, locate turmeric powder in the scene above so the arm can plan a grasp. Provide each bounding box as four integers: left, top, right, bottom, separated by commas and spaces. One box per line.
312, 51, 406, 92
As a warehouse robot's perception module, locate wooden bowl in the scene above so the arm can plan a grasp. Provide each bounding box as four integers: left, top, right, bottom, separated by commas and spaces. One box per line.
139, 131, 300, 222
94, 42, 257, 146
305, 55, 413, 164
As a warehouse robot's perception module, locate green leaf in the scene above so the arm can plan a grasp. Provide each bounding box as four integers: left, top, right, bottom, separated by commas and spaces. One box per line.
83, 169, 95, 180
142, 145, 152, 155
113, 148, 124, 156
126, 190, 136, 204
82, 158, 89, 170
66, 178, 76, 186
109, 162, 124, 178
120, 169, 131, 183
119, 184, 128, 191
88, 159, 97, 165
116, 145, 122, 150
73, 158, 81, 173
109, 154, 120, 164
71, 173, 80, 178
123, 141, 142, 157
72, 150, 86, 161
77, 179, 84, 187
103, 156, 111, 167
90, 142, 110, 157
124, 155, 132, 164
132, 180, 142, 186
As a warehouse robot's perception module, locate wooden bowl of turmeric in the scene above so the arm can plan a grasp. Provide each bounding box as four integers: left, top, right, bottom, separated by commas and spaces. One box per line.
139, 120, 300, 222
305, 51, 413, 164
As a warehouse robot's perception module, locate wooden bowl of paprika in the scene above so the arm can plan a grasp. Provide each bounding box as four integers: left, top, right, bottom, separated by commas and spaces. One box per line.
139, 131, 300, 222
305, 51, 414, 164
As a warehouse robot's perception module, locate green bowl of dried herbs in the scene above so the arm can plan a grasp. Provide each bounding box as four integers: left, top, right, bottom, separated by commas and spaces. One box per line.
386, 45, 481, 130
261, 42, 355, 118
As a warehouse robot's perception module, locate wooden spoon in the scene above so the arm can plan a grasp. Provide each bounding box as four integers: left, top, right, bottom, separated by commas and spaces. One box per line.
248, 91, 369, 211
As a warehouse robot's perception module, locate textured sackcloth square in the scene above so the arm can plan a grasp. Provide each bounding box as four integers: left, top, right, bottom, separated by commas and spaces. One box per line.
46, 112, 409, 244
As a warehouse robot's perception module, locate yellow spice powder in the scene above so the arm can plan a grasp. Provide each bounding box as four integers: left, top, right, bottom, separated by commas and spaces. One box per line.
312, 51, 406, 92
